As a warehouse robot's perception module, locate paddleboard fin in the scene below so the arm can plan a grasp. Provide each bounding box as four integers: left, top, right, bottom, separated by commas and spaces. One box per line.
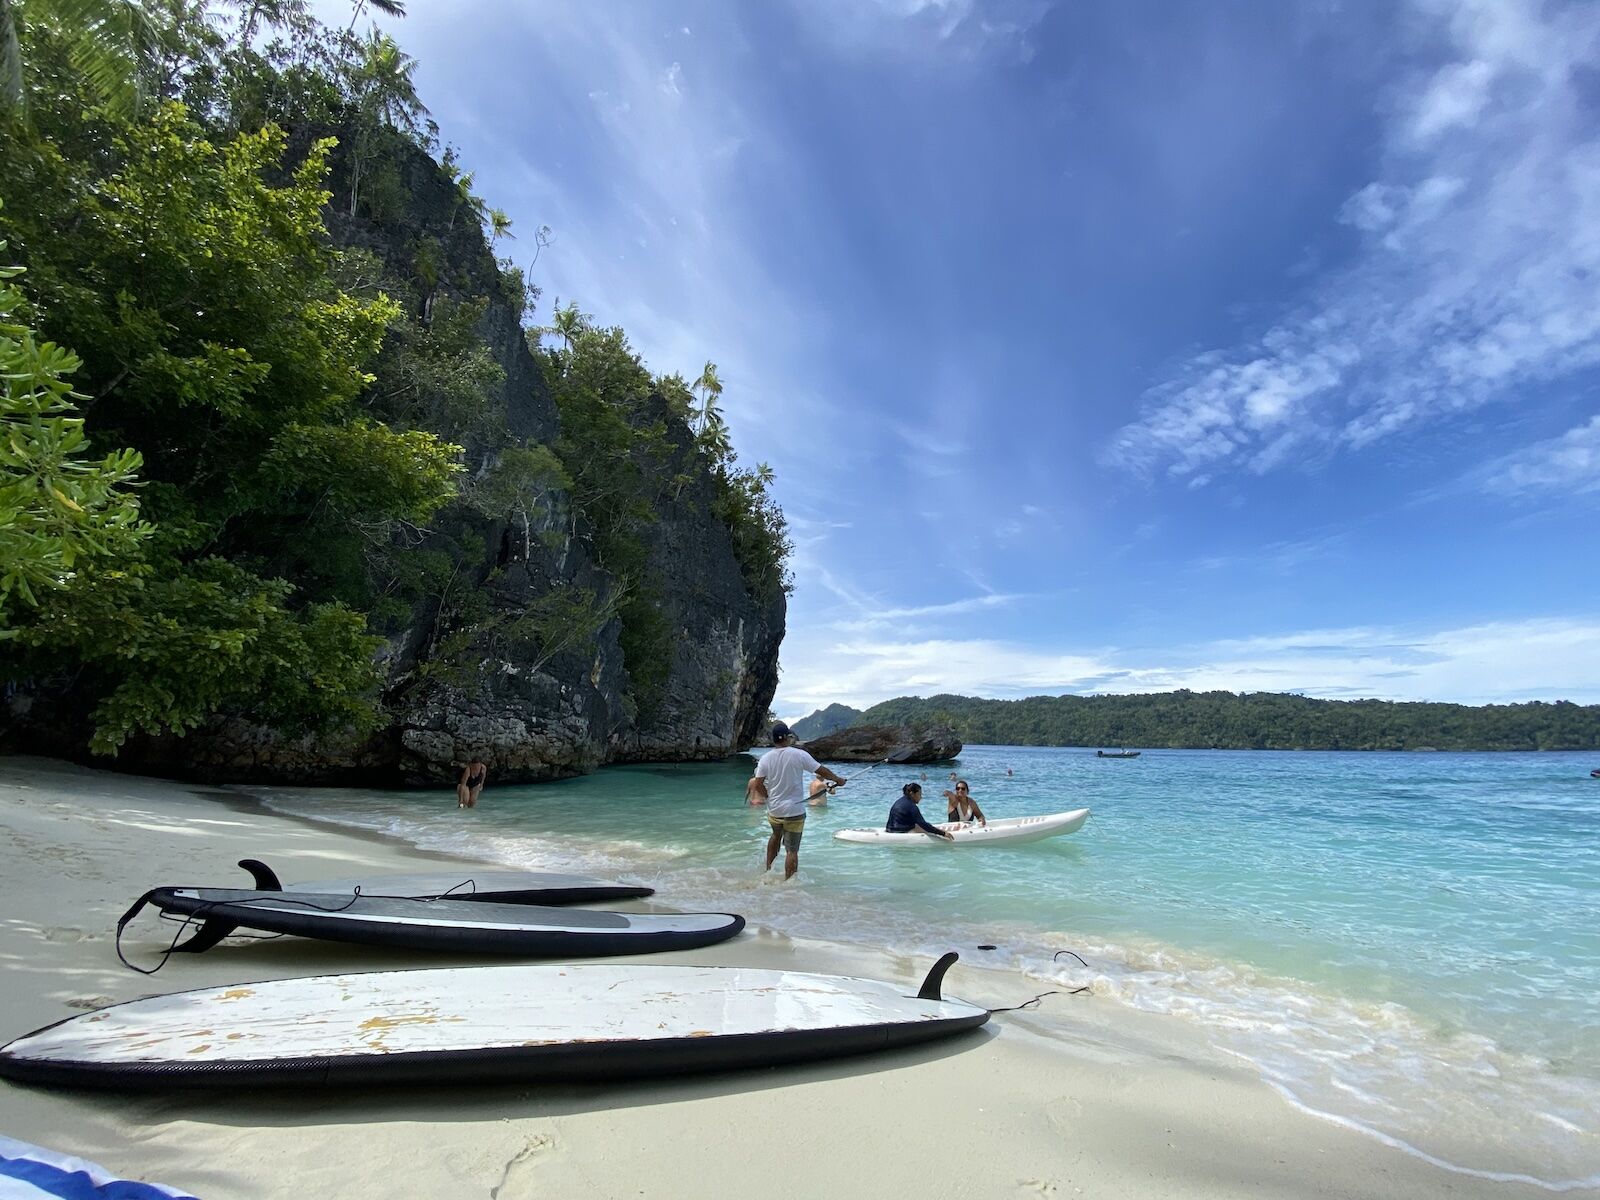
916, 951, 960, 1001
170, 918, 240, 955
115, 889, 235, 972
237, 858, 283, 890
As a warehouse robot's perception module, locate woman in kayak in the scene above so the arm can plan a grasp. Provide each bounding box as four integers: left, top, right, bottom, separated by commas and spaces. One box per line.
942, 780, 986, 826
886, 783, 955, 840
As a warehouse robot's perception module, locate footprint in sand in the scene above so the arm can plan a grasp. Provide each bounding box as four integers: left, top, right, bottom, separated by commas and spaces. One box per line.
488, 1133, 556, 1199
64, 996, 117, 1010
1043, 1095, 1084, 1134
1018, 1180, 1060, 1195
41, 927, 96, 943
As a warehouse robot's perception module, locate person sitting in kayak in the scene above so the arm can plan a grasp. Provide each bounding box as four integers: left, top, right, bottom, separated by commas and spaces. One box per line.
942, 780, 986, 826
886, 782, 954, 840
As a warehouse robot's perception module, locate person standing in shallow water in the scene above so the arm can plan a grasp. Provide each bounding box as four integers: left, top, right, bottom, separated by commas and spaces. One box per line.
457, 758, 488, 809
747, 722, 848, 879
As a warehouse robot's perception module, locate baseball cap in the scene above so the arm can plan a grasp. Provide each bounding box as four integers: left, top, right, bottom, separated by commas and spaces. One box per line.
771, 721, 794, 743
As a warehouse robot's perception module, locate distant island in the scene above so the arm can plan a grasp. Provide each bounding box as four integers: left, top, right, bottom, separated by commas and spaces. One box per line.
790, 703, 863, 740
851, 691, 1600, 752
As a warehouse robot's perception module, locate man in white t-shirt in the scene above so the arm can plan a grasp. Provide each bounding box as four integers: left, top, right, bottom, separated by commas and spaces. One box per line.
748, 722, 848, 879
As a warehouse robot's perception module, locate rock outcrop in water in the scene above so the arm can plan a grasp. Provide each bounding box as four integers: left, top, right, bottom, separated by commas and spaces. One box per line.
802, 724, 962, 764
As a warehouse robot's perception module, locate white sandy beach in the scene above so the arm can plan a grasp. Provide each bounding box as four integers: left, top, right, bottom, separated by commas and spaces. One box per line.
0, 755, 1582, 1200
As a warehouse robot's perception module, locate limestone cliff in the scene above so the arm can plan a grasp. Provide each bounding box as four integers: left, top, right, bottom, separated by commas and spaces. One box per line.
13, 132, 785, 785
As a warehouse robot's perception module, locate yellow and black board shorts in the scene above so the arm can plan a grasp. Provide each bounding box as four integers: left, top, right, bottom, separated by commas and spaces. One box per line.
767, 812, 805, 850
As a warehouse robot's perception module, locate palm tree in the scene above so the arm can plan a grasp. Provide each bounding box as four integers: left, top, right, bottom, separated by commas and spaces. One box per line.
344, 27, 426, 214
697, 409, 733, 466
693, 360, 722, 435
358, 29, 424, 131
546, 300, 590, 353
233, 0, 300, 53
1, 0, 161, 118
344, 0, 403, 34
445, 167, 484, 231
487, 207, 514, 246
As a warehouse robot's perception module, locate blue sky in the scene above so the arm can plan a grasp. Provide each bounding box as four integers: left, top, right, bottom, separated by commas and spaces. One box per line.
352, 0, 1600, 714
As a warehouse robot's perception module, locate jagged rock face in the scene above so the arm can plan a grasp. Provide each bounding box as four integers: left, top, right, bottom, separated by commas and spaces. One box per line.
607, 398, 785, 765
389, 403, 784, 784
803, 724, 963, 764
29, 137, 786, 787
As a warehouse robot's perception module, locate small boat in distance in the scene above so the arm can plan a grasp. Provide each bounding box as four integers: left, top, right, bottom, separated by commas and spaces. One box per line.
1095, 749, 1141, 759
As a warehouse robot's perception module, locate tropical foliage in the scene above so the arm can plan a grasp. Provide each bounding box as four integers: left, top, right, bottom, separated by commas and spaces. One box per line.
0, 0, 790, 752
855, 691, 1600, 752
0, 217, 146, 631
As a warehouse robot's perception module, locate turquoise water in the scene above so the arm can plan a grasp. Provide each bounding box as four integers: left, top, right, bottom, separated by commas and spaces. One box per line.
256, 746, 1600, 1188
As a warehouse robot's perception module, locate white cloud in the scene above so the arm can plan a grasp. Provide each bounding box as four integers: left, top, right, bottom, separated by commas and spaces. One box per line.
1478, 415, 1600, 496
775, 615, 1600, 713
1104, 0, 1600, 486
1408, 58, 1495, 140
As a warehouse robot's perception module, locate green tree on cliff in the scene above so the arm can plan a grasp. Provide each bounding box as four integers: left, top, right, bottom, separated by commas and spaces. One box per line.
0, 222, 147, 631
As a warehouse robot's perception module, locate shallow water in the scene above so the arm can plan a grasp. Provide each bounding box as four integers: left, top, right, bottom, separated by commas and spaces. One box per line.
254, 746, 1600, 1189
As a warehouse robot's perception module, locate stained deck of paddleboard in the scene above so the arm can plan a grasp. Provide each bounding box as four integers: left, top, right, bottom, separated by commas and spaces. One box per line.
0, 966, 988, 1067
833, 808, 1090, 846
153, 889, 729, 933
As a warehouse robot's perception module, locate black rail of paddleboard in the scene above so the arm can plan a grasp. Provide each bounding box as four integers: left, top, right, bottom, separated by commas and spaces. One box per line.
0, 1013, 990, 1090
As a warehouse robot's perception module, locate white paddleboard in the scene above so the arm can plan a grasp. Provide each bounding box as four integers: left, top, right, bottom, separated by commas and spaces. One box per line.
0, 958, 989, 1089
833, 808, 1090, 847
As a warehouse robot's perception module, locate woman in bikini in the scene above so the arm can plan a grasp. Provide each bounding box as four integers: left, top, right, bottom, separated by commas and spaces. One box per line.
457, 758, 488, 808
941, 779, 986, 826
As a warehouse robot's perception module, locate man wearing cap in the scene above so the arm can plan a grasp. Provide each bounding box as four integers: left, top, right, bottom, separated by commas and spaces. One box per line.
748, 722, 848, 880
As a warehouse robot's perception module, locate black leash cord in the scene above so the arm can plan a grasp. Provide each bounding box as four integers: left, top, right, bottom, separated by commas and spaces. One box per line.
986, 948, 1093, 1014
115, 890, 366, 975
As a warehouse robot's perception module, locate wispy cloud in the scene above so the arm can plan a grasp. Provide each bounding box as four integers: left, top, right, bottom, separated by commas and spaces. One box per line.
786, 0, 1055, 61
1476, 415, 1600, 497
776, 616, 1600, 713
1103, 0, 1600, 484
1192, 530, 1348, 574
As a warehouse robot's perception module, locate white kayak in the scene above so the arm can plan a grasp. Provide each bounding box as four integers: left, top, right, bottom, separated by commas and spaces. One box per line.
834, 808, 1090, 847
0, 955, 987, 1089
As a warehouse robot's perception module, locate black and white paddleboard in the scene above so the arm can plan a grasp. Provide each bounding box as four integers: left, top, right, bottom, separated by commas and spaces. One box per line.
234, 857, 654, 905
0, 954, 988, 1089
121, 888, 744, 958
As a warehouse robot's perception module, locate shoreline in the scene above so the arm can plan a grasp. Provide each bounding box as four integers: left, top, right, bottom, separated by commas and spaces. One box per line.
0, 754, 1586, 1200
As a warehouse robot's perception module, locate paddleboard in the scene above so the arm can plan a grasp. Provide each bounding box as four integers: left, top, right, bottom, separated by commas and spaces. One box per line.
0, 955, 988, 1089
833, 808, 1090, 847
123, 888, 743, 957
235, 857, 653, 905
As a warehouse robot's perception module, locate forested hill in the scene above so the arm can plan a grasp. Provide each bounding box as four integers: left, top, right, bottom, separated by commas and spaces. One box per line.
0, 1, 791, 782
790, 703, 862, 740
856, 692, 1600, 751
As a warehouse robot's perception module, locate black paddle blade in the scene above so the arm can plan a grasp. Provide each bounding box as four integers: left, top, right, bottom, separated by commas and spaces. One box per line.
917, 951, 960, 1000
886, 746, 918, 763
